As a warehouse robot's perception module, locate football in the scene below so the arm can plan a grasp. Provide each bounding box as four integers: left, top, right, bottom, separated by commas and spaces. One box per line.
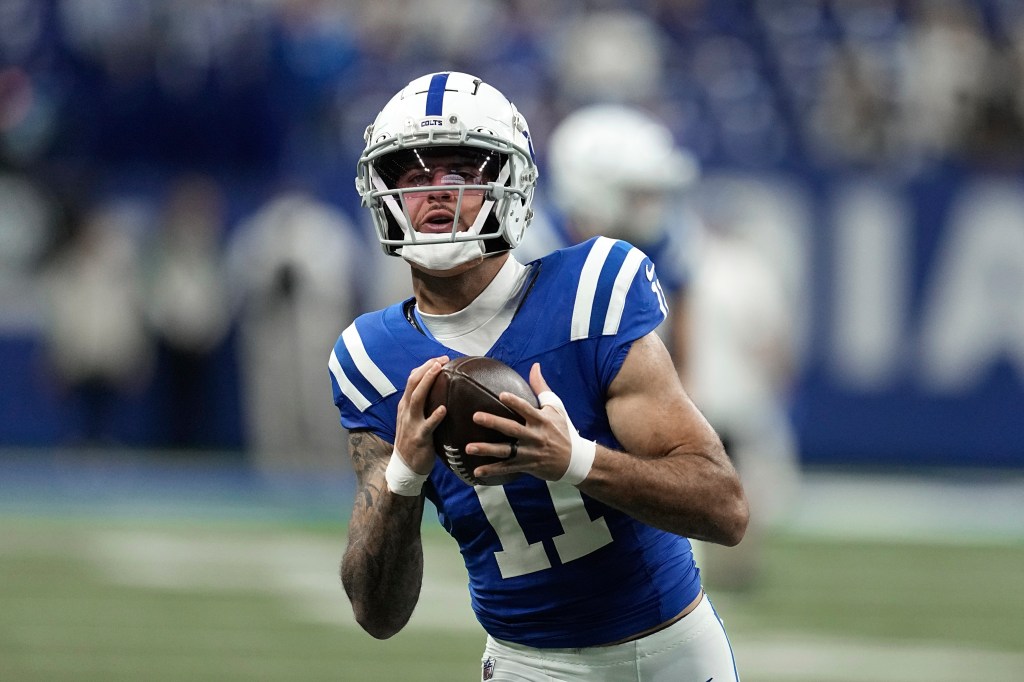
426, 356, 537, 486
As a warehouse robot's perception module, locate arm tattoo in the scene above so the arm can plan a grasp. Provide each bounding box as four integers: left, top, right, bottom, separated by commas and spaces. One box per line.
349, 431, 386, 512
341, 430, 425, 635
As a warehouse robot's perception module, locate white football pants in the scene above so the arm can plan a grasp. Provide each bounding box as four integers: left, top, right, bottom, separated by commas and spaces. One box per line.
480, 593, 739, 681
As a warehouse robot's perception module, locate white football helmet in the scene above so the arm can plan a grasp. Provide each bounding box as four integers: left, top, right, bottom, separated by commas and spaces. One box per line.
355, 72, 538, 271
548, 104, 698, 243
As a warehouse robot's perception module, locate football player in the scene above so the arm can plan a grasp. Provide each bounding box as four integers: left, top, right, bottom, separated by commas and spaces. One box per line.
331, 71, 748, 681
517, 103, 701, 381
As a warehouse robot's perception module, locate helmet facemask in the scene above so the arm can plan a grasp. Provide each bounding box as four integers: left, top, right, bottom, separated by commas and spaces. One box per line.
355, 72, 538, 271
369, 146, 513, 270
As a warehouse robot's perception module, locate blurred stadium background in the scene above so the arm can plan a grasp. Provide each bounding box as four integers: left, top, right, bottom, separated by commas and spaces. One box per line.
1, 1, 1022, 680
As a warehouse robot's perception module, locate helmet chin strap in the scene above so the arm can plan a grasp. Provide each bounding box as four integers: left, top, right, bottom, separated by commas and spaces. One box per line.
399, 239, 486, 271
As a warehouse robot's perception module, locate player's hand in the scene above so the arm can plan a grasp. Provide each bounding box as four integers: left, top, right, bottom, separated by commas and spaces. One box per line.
468, 363, 575, 482
394, 355, 449, 475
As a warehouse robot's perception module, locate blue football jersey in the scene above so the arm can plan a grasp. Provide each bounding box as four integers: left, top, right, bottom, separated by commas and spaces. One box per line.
329, 237, 701, 647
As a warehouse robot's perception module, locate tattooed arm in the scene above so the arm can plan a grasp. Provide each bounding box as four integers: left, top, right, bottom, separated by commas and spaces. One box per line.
340, 356, 449, 639
340, 430, 426, 639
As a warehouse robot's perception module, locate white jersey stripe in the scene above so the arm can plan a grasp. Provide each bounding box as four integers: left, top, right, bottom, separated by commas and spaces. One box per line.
329, 349, 371, 412
603, 246, 646, 336
342, 324, 398, 399
571, 237, 615, 341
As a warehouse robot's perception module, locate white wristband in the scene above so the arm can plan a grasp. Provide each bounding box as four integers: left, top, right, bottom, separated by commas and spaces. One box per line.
538, 391, 596, 486
561, 433, 596, 486
385, 448, 428, 496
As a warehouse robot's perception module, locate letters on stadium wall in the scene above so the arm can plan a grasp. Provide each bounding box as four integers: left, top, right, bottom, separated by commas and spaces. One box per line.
710, 167, 1024, 467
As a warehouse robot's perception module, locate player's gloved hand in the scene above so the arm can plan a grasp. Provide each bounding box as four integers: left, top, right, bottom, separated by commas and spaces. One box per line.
388, 355, 449, 496
471, 363, 596, 485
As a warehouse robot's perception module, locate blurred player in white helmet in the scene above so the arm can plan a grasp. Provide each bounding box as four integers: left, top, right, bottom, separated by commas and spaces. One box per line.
332, 72, 747, 681
528, 106, 800, 592
518, 104, 701, 379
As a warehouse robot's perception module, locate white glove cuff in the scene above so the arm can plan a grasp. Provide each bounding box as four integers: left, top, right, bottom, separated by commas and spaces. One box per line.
538, 391, 596, 486
385, 448, 428, 496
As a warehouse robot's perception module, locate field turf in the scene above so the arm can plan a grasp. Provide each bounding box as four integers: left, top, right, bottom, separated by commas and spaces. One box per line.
1, 454, 1022, 681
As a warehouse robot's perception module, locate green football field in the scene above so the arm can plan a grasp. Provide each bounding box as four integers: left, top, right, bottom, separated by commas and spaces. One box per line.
1, 454, 1022, 681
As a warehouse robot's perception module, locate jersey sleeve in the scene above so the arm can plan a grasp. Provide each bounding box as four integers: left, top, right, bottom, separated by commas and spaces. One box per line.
565, 237, 668, 391
327, 313, 401, 441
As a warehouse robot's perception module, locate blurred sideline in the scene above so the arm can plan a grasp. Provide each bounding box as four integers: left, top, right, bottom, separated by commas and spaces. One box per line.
787, 467, 1024, 545
0, 448, 348, 525
2, 447, 1022, 543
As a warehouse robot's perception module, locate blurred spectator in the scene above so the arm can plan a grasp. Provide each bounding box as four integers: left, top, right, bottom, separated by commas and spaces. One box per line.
808, 44, 899, 166
0, 169, 55, 329
959, 29, 1024, 170
226, 190, 363, 474
144, 174, 231, 449
0, 0, 1018, 192
38, 197, 154, 445
899, 0, 990, 162
553, 8, 667, 107
686, 180, 802, 590
360, 0, 505, 64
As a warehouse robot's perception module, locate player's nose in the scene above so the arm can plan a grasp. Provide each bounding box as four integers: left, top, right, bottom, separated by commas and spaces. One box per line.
428, 172, 465, 197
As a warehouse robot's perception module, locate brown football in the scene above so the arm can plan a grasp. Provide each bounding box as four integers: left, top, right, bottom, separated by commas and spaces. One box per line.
425, 356, 537, 486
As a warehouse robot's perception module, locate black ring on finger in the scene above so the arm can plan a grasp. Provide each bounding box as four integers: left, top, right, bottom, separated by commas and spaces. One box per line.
509, 440, 518, 460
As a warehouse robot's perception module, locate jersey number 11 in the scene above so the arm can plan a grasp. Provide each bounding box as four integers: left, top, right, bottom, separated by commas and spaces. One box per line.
474, 482, 613, 579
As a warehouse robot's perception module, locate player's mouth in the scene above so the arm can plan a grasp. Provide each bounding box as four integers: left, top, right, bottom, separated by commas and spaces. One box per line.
420, 210, 458, 234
